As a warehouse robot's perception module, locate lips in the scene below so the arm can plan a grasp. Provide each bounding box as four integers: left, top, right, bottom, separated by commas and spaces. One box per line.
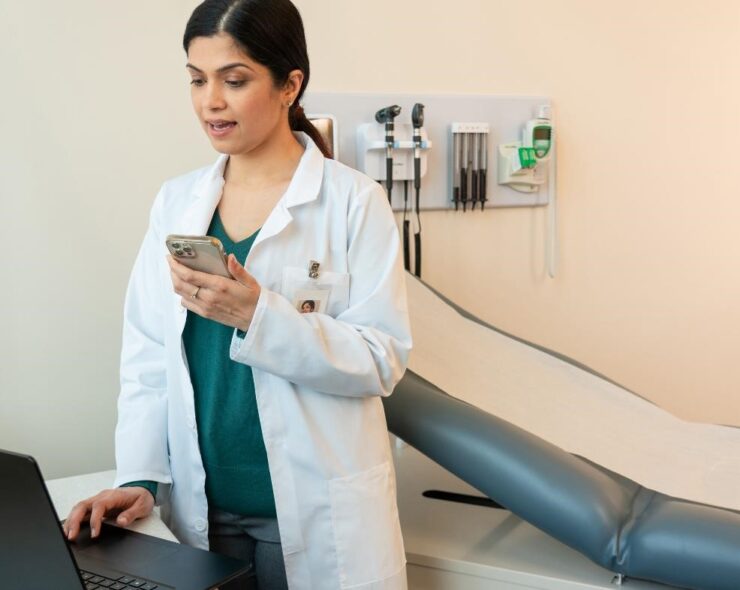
208, 120, 236, 130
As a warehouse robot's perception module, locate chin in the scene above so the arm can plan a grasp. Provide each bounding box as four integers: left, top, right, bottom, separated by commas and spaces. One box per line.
211, 145, 239, 155
207, 138, 243, 154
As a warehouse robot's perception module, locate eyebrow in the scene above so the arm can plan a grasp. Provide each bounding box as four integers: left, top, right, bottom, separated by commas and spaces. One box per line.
185, 62, 253, 74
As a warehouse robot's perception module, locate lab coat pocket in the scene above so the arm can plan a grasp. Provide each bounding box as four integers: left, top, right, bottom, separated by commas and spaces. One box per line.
329, 461, 406, 588
282, 266, 350, 318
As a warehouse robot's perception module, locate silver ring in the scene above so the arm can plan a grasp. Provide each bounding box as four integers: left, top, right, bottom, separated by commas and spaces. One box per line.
191, 286, 201, 300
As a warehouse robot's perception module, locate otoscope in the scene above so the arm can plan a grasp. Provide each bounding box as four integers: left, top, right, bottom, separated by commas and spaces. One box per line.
374, 105, 402, 204
460, 133, 469, 212
480, 132, 488, 209
471, 133, 479, 210
412, 103, 424, 278
452, 132, 461, 210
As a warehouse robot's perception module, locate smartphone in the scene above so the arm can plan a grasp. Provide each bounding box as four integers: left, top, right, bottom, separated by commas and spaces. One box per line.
165, 235, 232, 278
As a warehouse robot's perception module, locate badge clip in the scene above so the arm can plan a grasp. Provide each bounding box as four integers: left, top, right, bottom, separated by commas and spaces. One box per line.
308, 260, 320, 279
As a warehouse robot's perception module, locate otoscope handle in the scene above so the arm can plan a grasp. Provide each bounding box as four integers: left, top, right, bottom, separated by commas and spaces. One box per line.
414, 232, 421, 278
471, 169, 479, 210
385, 121, 394, 145
460, 168, 468, 211
403, 220, 410, 272
479, 169, 487, 210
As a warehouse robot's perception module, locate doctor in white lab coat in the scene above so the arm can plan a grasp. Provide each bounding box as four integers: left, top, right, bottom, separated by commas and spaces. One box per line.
63, 1, 412, 589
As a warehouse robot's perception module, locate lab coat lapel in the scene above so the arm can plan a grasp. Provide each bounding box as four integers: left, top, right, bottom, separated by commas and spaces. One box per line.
177, 154, 229, 236
251, 133, 325, 249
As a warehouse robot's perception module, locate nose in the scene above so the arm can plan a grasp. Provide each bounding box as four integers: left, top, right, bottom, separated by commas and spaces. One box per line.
204, 81, 226, 111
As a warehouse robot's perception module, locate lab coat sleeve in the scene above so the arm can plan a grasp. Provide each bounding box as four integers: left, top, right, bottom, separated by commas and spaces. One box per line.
113, 186, 173, 488
230, 183, 412, 398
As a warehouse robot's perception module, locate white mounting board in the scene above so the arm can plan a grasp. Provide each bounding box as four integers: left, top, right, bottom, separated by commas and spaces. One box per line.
303, 92, 552, 211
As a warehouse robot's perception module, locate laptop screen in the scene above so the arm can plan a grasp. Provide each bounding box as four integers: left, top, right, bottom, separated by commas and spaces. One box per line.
0, 450, 84, 590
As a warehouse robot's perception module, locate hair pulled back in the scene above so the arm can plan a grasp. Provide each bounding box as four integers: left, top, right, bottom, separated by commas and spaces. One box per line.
184, 0, 332, 158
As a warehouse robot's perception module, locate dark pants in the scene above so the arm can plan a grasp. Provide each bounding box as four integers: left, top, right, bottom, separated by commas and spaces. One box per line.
208, 508, 289, 590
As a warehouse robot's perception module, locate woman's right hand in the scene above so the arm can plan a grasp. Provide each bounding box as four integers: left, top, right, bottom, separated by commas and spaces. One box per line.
63, 487, 154, 541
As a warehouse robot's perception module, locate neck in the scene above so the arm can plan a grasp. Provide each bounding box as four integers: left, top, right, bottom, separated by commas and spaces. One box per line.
224, 124, 305, 189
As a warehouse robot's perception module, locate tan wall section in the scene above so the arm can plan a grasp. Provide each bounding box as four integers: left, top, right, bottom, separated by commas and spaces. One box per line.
295, 0, 740, 425
1, 0, 737, 478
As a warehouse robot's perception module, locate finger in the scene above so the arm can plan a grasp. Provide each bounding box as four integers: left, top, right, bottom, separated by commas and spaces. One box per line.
227, 254, 255, 287
180, 294, 210, 318
88, 498, 111, 538
65, 500, 92, 541
169, 258, 216, 288
116, 495, 150, 527
64, 508, 88, 541
170, 270, 196, 297
167, 254, 184, 271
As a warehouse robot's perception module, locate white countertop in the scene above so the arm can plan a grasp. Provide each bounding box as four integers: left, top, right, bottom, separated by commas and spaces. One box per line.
47, 470, 177, 542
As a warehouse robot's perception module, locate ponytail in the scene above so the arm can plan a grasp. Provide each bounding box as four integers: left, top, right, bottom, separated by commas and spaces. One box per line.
289, 104, 333, 159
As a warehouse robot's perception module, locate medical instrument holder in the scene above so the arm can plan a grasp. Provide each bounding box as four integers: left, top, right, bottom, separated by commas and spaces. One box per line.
452, 122, 490, 211
356, 123, 432, 182
302, 92, 551, 209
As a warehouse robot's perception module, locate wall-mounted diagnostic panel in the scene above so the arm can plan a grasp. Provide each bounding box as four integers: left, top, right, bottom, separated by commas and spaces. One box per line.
303, 92, 554, 211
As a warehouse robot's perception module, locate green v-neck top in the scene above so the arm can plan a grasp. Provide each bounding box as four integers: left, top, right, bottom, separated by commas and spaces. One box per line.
182, 210, 275, 517
124, 212, 274, 517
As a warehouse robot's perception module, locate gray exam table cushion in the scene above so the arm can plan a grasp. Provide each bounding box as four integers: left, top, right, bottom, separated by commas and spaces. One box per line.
384, 371, 740, 590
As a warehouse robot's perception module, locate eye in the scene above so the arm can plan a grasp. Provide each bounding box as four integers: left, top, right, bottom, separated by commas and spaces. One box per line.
226, 80, 246, 88
190, 79, 205, 87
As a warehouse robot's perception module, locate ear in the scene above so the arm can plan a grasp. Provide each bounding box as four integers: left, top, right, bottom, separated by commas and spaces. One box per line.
283, 69, 304, 103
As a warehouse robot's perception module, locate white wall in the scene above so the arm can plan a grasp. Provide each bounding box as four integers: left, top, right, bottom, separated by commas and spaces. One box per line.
1, 0, 738, 479
0, 0, 207, 478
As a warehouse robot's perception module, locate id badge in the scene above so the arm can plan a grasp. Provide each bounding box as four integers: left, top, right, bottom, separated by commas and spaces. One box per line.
293, 288, 331, 314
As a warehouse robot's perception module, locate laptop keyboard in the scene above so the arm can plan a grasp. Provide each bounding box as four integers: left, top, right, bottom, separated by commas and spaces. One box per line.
80, 570, 161, 590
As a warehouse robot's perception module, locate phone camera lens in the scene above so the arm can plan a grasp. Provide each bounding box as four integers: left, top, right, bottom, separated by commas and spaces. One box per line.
183, 246, 193, 253
172, 242, 181, 249
175, 249, 183, 256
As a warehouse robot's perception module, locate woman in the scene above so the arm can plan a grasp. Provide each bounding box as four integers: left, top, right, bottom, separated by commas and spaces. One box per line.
63, 1, 412, 589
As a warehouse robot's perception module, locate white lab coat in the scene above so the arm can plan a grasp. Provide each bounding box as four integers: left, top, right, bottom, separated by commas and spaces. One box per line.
113, 133, 412, 590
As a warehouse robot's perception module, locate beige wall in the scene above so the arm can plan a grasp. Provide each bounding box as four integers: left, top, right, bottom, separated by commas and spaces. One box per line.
297, 0, 740, 426
1, 0, 737, 478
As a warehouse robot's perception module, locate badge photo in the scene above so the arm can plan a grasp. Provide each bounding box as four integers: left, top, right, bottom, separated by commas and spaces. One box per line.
294, 288, 330, 314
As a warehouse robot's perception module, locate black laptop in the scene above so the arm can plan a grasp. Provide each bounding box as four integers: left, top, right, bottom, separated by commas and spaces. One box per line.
0, 449, 252, 590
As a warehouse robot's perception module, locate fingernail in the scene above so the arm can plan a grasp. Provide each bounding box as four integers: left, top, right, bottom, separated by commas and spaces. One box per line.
91, 527, 96, 538
118, 516, 127, 525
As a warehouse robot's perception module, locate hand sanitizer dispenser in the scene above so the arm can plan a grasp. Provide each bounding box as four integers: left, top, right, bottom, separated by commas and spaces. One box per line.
497, 105, 552, 193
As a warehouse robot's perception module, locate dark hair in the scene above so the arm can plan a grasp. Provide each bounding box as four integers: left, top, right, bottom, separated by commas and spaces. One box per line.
183, 0, 332, 158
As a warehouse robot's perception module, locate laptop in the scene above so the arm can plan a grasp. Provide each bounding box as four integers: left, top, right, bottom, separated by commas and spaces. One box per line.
0, 449, 253, 590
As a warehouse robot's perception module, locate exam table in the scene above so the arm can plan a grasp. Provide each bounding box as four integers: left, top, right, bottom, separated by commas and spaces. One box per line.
384, 276, 740, 590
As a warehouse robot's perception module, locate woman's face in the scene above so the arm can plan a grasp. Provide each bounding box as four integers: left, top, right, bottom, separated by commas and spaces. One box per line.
186, 33, 298, 155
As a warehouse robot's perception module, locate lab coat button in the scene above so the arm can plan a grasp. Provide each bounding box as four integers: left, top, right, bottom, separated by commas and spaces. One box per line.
194, 518, 207, 532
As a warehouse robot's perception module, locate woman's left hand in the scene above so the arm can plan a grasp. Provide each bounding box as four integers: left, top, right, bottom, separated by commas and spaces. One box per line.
168, 254, 261, 332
